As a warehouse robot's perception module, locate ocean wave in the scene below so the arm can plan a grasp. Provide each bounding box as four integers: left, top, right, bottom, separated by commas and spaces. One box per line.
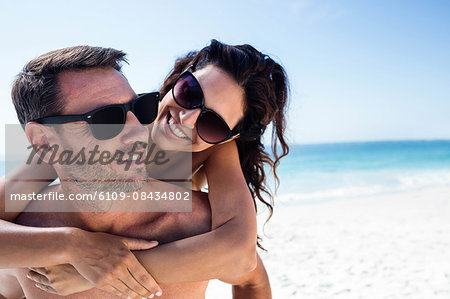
277, 169, 450, 204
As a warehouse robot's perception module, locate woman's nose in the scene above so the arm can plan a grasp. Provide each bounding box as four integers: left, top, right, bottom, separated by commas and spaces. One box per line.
179, 108, 201, 129
120, 111, 148, 144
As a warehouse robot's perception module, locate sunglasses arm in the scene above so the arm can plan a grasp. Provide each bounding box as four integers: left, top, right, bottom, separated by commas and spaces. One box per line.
34, 115, 86, 125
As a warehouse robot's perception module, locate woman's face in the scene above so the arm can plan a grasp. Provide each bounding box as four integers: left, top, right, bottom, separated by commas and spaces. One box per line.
151, 64, 245, 152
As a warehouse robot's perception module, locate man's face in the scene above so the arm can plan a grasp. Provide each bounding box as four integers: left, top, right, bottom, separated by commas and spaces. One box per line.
52, 67, 149, 193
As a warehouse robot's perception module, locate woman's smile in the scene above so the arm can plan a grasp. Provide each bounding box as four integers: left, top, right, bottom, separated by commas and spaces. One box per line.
166, 111, 191, 140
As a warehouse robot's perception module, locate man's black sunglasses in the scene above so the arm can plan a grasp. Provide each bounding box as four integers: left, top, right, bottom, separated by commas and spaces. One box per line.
33, 92, 159, 140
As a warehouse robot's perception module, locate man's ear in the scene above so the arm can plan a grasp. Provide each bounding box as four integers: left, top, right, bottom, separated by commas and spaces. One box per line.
25, 122, 58, 164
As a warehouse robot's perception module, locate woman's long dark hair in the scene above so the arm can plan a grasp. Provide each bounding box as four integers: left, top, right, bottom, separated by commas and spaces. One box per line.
160, 40, 290, 249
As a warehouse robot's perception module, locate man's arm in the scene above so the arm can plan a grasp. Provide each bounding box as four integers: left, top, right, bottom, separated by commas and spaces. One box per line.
1, 164, 73, 268
0, 154, 56, 221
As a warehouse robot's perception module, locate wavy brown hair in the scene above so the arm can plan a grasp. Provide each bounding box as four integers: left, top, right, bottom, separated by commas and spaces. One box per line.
160, 40, 290, 249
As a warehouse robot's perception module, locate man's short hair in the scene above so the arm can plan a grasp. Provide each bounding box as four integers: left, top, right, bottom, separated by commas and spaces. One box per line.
12, 46, 128, 124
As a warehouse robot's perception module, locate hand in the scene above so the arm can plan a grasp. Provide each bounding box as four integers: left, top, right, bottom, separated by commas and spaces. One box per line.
27, 264, 93, 296
68, 229, 163, 298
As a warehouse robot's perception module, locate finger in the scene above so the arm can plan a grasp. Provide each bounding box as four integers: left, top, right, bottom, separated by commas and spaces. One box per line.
28, 267, 49, 276
27, 270, 51, 285
107, 278, 145, 299
120, 269, 155, 298
34, 283, 58, 294
102, 284, 129, 298
120, 237, 159, 251
127, 257, 162, 297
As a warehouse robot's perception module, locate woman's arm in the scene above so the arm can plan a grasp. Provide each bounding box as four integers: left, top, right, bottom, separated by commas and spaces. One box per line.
27, 250, 271, 298
133, 140, 258, 283
221, 254, 272, 299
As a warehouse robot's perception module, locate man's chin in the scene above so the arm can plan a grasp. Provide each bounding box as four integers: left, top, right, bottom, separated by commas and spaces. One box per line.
116, 179, 147, 193
109, 165, 148, 191
74, 173, 148, 193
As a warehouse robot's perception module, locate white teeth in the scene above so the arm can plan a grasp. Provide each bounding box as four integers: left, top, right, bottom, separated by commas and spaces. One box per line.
168, 116, 188, 139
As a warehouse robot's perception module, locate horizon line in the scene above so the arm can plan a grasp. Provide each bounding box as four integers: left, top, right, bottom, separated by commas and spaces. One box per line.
265, 138, 450, 147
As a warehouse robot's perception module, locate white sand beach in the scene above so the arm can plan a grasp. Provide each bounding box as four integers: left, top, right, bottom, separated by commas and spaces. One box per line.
206, 186, 450, 298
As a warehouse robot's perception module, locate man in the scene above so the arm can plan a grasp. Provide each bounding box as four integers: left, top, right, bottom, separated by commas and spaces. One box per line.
0, 46, 271, 298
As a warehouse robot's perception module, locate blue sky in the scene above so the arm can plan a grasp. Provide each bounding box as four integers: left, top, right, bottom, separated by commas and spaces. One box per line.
0, 0, 449, 154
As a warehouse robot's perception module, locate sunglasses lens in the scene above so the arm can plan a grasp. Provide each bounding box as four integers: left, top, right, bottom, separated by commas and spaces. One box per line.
173, 73, 203, 108
133, 93, 159, 125
90, 106, 125, 140
197, 111, 230, 143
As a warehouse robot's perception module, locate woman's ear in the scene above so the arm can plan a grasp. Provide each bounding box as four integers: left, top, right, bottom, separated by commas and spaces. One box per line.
25, 122, 58, 164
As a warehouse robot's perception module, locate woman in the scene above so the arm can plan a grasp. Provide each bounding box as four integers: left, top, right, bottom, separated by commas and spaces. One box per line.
0, 40, 289, 298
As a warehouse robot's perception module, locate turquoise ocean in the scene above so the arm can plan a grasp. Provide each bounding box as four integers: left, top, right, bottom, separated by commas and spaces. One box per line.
1, 140, 450, 204
271, 140, 450, 205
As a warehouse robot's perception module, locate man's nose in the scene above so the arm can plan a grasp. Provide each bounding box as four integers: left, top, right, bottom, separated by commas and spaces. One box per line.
179, 108, 201, 129
120, 111, 148, 144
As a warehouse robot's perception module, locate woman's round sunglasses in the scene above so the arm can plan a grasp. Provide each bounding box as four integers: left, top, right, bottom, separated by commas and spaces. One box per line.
33, 92, 159, 140
172, 70, 240, 144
